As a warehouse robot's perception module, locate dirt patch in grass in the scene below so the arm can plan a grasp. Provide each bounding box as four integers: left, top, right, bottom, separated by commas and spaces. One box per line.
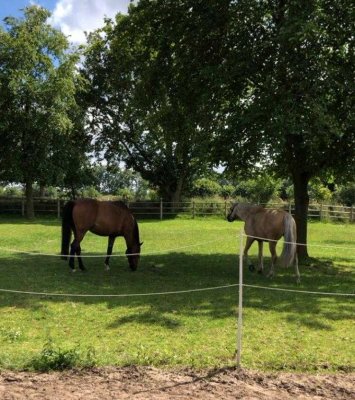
0, 367, 354, 399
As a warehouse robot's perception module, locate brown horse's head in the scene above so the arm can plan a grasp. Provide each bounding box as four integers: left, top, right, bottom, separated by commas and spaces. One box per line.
126, 219, 142, 271
227, 203, 239, 222
126, 241, 142, 271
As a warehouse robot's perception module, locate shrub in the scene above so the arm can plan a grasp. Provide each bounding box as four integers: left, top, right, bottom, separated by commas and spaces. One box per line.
336, 183, 355, 206
192, 178, 222, 198
28, 340, 96, 371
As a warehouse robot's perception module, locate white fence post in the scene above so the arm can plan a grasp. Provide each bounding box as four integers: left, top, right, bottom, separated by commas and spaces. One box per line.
237, 229, 244, 368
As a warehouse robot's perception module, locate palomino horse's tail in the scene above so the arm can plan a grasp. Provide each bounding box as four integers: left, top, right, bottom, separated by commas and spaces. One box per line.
61, 201, 75, 260
279, 213, 297, 268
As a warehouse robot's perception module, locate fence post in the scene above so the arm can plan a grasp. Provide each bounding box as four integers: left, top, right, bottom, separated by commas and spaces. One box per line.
21, 199, 25, 217
236, 229, 244, 368
192, 201, 195, 219
160, 198, 163, 220
320, 203, 323, 221
57, 199, 60, 219
225, 201, 227, 217
351, 206, 353, 223
288, 202, 292, 214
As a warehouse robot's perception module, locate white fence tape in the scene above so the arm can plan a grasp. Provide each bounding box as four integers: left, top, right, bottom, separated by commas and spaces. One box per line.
0, 283, 353, 298
0, 233, 353, 299
242, 233, 355, 250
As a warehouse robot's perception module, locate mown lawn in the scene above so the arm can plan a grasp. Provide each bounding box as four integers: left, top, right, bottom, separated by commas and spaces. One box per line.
0, 216, 354, 371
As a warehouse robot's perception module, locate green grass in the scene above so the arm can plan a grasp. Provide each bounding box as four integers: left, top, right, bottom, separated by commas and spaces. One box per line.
0, 216, 354, 372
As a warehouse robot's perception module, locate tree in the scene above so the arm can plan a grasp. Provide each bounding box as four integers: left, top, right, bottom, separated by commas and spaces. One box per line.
0, 6, 83, 217
234, 174, 282, 204
216, 0, 354, 258
337, 183, 355, 206
192, 178, 222, 198
83, 0, 230, 202
93, 164, 150, 198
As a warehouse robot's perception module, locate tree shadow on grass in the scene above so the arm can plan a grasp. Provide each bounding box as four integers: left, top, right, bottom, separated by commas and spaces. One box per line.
0, 251, 353, 332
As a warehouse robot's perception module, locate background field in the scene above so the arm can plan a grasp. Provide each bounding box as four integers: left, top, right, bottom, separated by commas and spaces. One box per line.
0, 216, 354, 372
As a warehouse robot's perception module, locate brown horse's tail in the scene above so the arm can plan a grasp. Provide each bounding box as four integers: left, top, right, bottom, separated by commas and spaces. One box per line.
61, 201, 75, 260
279, 213, 297, 268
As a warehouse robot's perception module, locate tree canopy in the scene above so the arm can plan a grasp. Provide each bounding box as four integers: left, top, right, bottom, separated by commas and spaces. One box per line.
0, 0, 353, 252
0, 6, 86, 217
215, 0, 355, 256
83, 0, 230, 202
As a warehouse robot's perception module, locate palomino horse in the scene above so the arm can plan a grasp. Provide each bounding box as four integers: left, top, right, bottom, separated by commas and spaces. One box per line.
61, 199, 142, 272
227, 203, 300, 283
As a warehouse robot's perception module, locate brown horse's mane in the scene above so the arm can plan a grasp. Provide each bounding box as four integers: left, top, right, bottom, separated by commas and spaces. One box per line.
112, 200, 129, 210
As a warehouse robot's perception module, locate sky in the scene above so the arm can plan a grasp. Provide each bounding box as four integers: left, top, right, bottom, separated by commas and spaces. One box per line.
0, 0, 131, 43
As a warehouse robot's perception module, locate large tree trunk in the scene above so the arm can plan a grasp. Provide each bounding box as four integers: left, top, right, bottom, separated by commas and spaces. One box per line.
25, 179, 35, 219
171, 176, 184, 205
292, 171, 310, 260
39, 183, 45, 197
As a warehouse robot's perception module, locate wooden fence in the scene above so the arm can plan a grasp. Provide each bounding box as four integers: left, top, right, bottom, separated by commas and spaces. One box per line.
0, 197, 353, 223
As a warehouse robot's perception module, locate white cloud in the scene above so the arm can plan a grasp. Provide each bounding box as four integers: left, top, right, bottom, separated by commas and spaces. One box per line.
49, 0, 131, 43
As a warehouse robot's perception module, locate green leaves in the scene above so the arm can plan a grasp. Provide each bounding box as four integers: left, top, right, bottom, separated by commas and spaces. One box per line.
83, 1, 229, 201
0, 6, 89, 213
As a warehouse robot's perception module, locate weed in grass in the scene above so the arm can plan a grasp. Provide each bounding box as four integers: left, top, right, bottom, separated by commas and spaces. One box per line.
0, 328, 23, 343
28, 340, 97, 371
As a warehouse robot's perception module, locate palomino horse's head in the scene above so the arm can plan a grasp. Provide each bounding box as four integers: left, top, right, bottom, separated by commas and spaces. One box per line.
126, 241, 143, 271
227, 203, 239, 222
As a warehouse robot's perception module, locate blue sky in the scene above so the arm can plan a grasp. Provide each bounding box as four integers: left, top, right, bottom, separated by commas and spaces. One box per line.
0, 0, 131, 43
0, 0, 56, 20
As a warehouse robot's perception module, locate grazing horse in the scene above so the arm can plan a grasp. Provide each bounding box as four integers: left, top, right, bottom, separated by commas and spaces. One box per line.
227, 203, 300, 283
61, 199, 142, 272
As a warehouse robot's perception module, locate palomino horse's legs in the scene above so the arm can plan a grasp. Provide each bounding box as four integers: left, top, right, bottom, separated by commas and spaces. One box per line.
243, 236, 255, 270
257, 240, 264, 273
104, 235, 116, 271
268, 241, 277, 278
294, 253, 300, 283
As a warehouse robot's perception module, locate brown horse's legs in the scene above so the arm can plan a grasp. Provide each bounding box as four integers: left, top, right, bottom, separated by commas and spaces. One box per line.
69, 241, 76, 270
268, 241, 277, 278
257, 240, 264, 273
76, 244, 86, 271
243, 237, 255, 270
69, 231, 86, 271
104, 235, 116, 271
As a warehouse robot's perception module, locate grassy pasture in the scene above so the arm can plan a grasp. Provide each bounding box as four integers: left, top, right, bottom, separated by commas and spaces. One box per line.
0, 216, 354, 372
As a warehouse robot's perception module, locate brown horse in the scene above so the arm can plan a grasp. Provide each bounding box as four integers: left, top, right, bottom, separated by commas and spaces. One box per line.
227, 203, 300, 283
61, 199, 142, 272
